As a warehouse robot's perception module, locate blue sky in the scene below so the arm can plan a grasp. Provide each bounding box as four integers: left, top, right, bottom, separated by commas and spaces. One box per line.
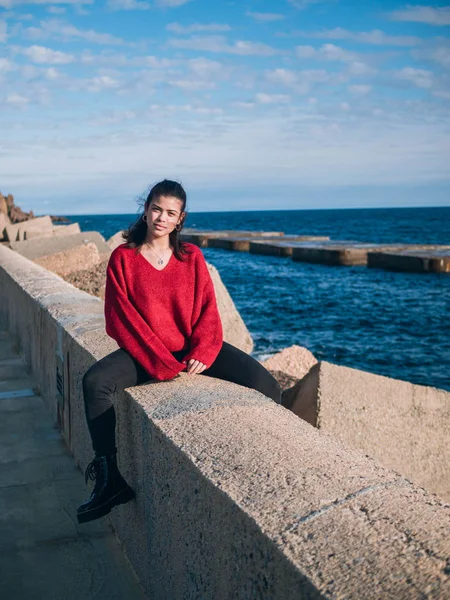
1, 1, 449, 214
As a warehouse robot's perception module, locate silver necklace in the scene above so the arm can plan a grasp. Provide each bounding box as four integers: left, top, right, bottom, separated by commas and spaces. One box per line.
145, 243, 169, 265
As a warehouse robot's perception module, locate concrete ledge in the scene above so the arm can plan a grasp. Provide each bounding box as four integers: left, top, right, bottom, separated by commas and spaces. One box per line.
10, 231, 111, 261
284, 361, 450, 501
1, 244, 449, 599
368, 251, 450, 273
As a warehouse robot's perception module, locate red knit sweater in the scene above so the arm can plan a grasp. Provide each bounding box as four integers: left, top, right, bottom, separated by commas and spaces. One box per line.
104, 242, 223, 381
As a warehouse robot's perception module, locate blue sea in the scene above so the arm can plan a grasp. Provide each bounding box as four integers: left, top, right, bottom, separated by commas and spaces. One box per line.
65, 207, 450, 392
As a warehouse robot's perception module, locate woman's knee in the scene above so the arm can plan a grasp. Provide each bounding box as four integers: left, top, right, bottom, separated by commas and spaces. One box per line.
82, 362, 115, 400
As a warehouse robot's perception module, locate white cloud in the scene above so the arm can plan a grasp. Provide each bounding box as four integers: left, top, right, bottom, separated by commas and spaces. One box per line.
169, 35, 279, 56
155, 0, 193, 6
0, 0, 92, 7
47, 6, 66, 13
296, 43, 355, 61
246, 11, 286, 22
292, 27, 421, 46
389, 5, 450, 26
0, 57, 14, 73
0, 20, 7, 42
24, 19, 127, 45
86, 75, 121, 92
413, 45, 450, 69
45, 66, 60, 79
166, 22, 231, 34
5, 93, 28, 107
107, 0, 150, 10
169, 79, 215, 90
255, 92, 290, 104
349, 84, 371, 95
187, 57, 225, 78
396, 67, 434, 89
347, 61, 375, 76
21, 45, 75, 64
266, 67, 329, 94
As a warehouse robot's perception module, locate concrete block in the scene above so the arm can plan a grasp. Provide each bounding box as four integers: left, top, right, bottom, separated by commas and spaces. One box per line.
107, 230, 126, 251
5, 216, 54, 243
34, 242, 101, 276
10, 231, 111, 261
208, 262, 253, 353
208, 237, 251, 251
369, 250, 450, 273
284, 361, 450, 501
53, 223, 81, 236
261, 345, 318, 389
0, 212, 10, 241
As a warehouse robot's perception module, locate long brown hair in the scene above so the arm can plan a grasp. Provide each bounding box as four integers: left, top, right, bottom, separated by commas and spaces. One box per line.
122, 179, 192, 261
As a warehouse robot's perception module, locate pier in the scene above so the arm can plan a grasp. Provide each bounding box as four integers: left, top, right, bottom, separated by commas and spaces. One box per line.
182, 229, 450, 273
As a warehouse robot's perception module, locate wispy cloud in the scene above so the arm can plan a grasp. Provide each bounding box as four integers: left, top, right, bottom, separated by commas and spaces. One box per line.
254, 92, 290, 104
155, 0, 193, 7
266, 67, 330, 94
389, 5, 450, 26
169, 35, 279, 56
24, 19, 128, 45
5, 93, 29, 107
413, 44, 450, 69
396, 66, 434, 89
107, 0, 150, 10
246, 11, 286, 22
18, 44, 75, 64
287, 0, 331, 9
296, 43, 355, 61
166, 22, 231, 34
0, 0, 92, 7
0, 57, 14, 73
0, 20, 7, 42
287, 27, 421, 46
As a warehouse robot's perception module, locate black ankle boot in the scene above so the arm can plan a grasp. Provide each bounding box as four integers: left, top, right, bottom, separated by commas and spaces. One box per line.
77, 452, 134, 524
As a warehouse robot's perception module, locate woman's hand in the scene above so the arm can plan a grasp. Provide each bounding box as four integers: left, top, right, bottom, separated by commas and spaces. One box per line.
184, 359, 207, 375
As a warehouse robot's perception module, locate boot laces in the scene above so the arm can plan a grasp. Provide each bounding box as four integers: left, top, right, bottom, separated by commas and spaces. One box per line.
84, 458, 105, 485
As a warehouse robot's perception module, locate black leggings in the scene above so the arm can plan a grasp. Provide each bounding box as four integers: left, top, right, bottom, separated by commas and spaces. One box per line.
82, 341, 281, 455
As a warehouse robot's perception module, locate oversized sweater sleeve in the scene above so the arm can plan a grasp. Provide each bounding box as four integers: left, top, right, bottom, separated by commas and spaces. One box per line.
104, 249, 186, 381
183, 249, 223, 367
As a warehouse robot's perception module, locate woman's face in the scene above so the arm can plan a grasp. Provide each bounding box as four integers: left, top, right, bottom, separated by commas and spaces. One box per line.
145, 195, 185, 238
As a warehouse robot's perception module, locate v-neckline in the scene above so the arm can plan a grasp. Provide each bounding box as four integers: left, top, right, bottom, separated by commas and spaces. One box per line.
138, 248, 174, 273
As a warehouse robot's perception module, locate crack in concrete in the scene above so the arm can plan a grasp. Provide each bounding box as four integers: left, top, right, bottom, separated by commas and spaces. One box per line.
282, 478, 411, 534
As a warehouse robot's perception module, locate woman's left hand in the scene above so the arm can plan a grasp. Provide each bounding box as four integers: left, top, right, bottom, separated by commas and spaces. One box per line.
184, 359, 207, 375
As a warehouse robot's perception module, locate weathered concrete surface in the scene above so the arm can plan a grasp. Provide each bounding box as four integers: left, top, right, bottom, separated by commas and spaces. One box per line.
368, 250, 450, 273
285, 361, 450, 501
261, 345, 318, 390
0, 212, 10, 241
10, 231, 111, 261
53, 223, 81, 236
1, 244, 450, 599
5, 215, 54, 242
181, 229, 284, 248
34, 242, 101, 276
107, 230, 126, 251
292, 243, 450, 267
0, 333, 147, 600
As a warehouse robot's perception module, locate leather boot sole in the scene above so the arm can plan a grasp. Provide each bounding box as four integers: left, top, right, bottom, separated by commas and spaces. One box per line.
77, 485, 135, 524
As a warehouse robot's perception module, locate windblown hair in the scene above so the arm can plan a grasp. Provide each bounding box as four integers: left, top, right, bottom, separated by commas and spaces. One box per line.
122, 179, 192, 261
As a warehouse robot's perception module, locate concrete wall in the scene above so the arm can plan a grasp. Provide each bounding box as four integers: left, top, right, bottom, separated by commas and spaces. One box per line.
1, 244, 449, 600
284, 361, 450, 502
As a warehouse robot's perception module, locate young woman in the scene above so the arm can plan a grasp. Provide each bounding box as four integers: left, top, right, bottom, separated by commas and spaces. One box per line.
77, 179, 282, 524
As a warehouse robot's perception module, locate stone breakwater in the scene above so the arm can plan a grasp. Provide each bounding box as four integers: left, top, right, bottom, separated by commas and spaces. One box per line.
1, 218, 449, 505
